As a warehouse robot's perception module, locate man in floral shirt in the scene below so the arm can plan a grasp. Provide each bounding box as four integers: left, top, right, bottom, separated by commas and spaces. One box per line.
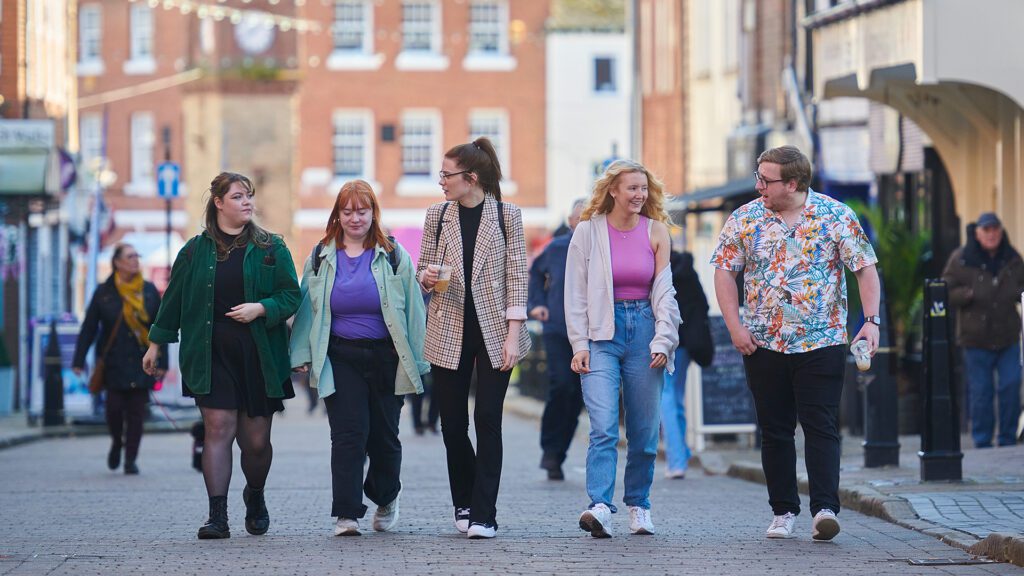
711, 145, 880, 542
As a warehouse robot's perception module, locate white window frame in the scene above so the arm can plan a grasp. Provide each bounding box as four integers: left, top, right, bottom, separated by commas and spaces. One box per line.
126, 112, 156, 196
327, 1, 385, 71
396, 1, 448, 70
593, 56, 617, 94
124, 3, 156, 75
79, 113, 104, 175
463, 0, 516, 71
468, 109, 517, 195
330, 109, 376, 191
77, 4, 104, 76
396, 110, 442, 196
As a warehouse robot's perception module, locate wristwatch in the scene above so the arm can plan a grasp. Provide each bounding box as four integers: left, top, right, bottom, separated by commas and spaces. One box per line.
865, 315, 882, 326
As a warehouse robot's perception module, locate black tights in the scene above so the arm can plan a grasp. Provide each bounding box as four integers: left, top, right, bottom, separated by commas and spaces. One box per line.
199, 407, 274, 497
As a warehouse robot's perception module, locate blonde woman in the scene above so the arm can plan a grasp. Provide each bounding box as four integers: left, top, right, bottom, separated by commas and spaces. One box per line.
565, 159, 680, 538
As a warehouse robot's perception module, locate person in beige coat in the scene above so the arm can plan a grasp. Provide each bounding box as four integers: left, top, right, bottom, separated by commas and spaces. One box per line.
417, 137, 531, 539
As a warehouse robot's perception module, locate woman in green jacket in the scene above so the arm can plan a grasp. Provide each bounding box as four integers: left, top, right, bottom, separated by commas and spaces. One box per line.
290, 179, 428, 536
143, 172, 300, 540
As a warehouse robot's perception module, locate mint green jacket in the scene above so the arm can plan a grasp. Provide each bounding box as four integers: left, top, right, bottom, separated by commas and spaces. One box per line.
289, 240, 428, 397
148, 232, 300, 397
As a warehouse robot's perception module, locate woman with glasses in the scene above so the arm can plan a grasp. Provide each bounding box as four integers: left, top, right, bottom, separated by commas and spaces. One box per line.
73, 244, 166, 475
417, 137, 531, 539
565, 159, 680, 538
143, 172, 300, 540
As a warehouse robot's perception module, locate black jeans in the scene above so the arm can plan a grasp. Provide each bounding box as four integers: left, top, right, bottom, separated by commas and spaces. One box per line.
432, 321, 511, 526
106, 388, 149, 463
407, 372, 439, 430
742, 345, 845, 516
539, 332, 582, 466
323, 336, 403, 519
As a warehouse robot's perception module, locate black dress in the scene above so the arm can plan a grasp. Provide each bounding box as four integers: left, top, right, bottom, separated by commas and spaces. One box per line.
192, 240, 294, 417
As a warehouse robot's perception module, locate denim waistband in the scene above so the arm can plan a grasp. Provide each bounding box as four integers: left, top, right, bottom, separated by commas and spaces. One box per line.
613, 299, 651, 307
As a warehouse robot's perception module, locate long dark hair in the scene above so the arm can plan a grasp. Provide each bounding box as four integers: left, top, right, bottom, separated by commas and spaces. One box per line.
444, 137, 503, 201
321, 179, 393, 252
203, 172, 273, 259
110, 243, 131, 273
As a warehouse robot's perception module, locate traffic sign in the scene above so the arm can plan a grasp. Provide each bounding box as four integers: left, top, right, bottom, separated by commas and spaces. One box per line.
157, 162, 180, 198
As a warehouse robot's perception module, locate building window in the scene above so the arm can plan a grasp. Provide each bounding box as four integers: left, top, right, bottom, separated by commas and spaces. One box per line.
80, 114, 103, 171
78, 5, 102, 68
402, 2, 436, 52
130, 112, 155, 193
401, 114, 437, 177
468, 110, 509, 176
594, 57, 616, 93
129, 4, 154, 60
333, 1, 370, 52
332, 112, 371, 178
468, 1, 506, 54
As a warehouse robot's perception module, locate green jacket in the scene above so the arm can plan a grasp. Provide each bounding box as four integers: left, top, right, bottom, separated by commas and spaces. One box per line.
148, 231, 300, 397
289, 240, 429, 397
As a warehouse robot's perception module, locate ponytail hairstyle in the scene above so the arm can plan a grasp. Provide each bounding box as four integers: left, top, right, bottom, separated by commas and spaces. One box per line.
321, 179, 394, 253
203, 172, 273, 260
443, 137, 503, 201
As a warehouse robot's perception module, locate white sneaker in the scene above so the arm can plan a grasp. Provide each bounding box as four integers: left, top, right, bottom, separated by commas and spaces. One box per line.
812, 509, 840, 541
454, 507, 471, 533
373, 490, 400, 532
765, 512, 796, 539
578, 503, 613, 538
467, 522, 497, 539
334, 517, 360, 536
628, 506, 655, 535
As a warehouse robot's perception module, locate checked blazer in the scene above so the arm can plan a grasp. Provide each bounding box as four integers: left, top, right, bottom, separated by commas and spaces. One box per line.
417, 197, 531, 371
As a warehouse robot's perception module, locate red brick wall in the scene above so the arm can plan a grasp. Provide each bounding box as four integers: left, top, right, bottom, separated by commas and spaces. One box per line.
0, 0, 22, 118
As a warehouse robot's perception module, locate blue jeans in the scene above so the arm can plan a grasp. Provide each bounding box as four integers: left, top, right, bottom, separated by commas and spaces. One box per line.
963, 344, 1022, 448
581, 300, 663, 512
660, 346, 691, 473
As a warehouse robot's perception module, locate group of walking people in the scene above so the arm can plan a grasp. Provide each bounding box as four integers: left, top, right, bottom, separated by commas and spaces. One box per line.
74, 142, 888, 544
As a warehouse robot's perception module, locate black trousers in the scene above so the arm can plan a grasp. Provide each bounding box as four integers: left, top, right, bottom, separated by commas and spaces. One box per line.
432, 321, 511, 527
539, 332, 582, 465
106, 388, 149, 463
408, 372, 439, 430
323, 337, 403, 519
742, 345, 846, 517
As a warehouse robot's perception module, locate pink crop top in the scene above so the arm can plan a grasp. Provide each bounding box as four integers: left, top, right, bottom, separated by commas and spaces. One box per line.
608, 216, 655, 300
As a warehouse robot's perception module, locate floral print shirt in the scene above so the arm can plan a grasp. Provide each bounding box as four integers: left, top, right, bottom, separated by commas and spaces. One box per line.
710, 190, 877, 354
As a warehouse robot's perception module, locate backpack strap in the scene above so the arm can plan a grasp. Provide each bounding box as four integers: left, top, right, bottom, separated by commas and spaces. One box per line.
434, 202, 450, 248
386, 236, 399, 275
311, 242, 324, 276
434, 201, 506, 246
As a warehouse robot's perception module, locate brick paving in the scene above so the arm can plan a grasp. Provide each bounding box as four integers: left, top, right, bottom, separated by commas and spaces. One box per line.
1, 401, 1022, 575
897, 492, 1024, 539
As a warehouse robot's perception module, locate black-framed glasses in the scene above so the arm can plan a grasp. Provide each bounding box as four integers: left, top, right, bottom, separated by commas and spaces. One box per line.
754, 171, 785, 187
439, 169, 470, 180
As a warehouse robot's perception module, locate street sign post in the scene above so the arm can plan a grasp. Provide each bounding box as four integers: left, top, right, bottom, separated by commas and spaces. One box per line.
157, 162, 180, 199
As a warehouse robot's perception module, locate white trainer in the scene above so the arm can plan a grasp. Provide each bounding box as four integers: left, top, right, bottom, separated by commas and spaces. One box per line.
334, 517, 361, 536
578, 503, 613, 538
765, 512, 797, 539
373, 490, 401, 532
628, 506, 655, 535
812, 509, 840, 541
467, 522, 497, 539
454, 507, 471, 533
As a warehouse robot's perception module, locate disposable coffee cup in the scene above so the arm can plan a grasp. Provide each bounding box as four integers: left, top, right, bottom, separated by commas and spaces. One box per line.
434, 265, 452, 293
850, 340, 871, 371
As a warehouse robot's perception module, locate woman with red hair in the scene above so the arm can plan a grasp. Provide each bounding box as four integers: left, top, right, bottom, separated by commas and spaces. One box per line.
290, 179, 428, 536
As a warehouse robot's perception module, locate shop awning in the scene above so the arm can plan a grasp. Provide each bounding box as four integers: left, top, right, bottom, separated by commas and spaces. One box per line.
0, 150, 49, 195
669, 178, 757, 210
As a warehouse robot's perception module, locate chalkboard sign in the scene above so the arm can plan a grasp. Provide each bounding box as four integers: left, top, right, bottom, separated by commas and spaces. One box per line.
700, 316, 756, 427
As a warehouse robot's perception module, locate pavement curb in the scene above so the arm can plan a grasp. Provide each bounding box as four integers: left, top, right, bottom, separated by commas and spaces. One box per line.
0, 420, 196, 452
725, 460, 1024, 567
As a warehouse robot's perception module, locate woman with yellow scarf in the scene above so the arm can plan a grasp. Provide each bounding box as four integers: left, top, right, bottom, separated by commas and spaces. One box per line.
73, 244, 166, 475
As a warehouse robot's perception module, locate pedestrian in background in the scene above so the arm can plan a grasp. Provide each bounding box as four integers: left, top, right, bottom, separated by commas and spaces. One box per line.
73, 243, 165, 475
565, 159, 680, 538
417, 137, 531, 539
143, 172, 300, 540
290, 179, 428, 536
660, 249, 712, 480
943, 212, 1024, 448
529, 198, 586, 481
408, 363, 439, 435
711, 145, 880, 541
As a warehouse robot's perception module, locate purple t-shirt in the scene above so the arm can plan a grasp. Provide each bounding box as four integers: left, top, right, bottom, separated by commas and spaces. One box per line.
330, 249, 389, 340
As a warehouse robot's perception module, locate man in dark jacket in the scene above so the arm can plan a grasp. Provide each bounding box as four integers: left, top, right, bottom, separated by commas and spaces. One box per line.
943, 212, 1024, 447
529, 199, 585, 480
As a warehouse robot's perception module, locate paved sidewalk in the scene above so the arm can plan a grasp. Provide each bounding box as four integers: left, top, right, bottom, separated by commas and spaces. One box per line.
2, 398, 1021, 575
0, 406, 200, 450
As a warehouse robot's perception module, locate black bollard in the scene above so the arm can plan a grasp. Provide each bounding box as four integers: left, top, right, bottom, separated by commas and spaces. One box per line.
42, 321, 65, 427
918, 279, 963, 481
862, 347, 900, 467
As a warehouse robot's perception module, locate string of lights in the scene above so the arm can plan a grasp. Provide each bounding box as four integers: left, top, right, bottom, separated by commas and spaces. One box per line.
128, 0, 323, 34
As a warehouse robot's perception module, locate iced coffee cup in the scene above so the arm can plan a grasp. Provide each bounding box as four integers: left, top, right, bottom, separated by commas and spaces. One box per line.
850, 339, 871, 372
433, 264, 452, 293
